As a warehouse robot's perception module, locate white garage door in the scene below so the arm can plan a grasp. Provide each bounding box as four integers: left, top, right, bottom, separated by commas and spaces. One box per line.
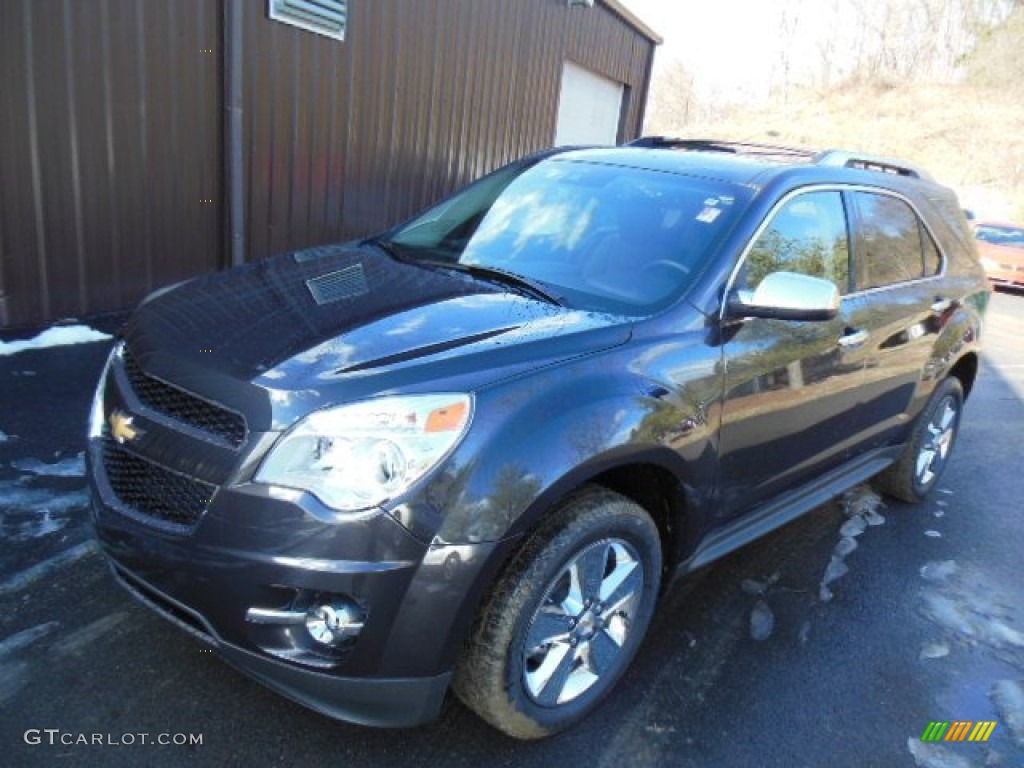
554, 61, 625, 146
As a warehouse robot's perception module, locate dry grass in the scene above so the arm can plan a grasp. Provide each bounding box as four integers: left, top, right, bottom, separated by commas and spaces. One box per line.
646, 9, 1024, 222
658, 80, 1024, 221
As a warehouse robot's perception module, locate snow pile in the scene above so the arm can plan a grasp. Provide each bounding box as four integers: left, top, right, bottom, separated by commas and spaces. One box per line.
820, 485, 885, 602
0, 325, 111, 357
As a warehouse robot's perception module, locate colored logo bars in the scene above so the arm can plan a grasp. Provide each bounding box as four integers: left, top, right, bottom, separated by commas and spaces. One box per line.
921, 721, 997, 742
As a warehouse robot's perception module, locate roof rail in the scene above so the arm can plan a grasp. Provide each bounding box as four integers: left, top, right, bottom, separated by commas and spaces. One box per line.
626, 136, 816, 160
813, 150, 933, 181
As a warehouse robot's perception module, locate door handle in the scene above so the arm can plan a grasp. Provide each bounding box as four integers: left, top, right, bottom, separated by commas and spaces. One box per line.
931, 297, 952, 314
838, 328, 869, 348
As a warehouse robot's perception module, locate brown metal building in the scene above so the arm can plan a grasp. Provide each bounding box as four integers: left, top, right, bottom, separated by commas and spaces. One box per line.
0, 0, 659, 328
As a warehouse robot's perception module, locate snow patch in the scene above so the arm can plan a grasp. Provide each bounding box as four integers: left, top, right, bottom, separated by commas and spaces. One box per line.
0, 622, 60, 658
0, 480, 89, 540
741, 572, 779, 596
919, 640, 950, 660
839, 516, 867, 538
0, 661, 29, 705
0, 325, 112, 356
919, 561, 1024, 657
0, 430, 13, 444
750, 600, 774, 641
991, 680, 1024, 748
11, 452, 85, 478
920, 560, 959, 583
0, 540, 98, 595
907, 738, 977, 768
798, 620, 811, 646
51, 612, 130, 657
924, 530, 943, 538
834, 537, 858, 557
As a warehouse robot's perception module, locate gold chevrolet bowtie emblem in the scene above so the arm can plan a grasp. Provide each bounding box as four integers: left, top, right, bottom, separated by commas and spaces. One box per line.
109, 410, 144, 444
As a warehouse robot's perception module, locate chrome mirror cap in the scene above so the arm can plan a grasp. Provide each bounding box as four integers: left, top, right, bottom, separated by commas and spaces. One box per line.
728, 271, 840, 322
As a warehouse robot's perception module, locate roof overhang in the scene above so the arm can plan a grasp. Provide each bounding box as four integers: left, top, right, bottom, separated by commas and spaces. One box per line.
601, 0, 663, 44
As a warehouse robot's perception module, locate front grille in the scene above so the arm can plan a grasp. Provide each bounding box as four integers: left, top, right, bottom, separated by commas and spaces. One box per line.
102, 439, 215, 529
122, 349, 247, 447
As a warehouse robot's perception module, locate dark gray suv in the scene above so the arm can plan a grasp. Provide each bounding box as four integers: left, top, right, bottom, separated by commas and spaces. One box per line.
88, 138, 989, 738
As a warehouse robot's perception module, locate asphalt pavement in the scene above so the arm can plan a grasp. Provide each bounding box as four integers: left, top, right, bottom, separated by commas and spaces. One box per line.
1, 293, 1022, 768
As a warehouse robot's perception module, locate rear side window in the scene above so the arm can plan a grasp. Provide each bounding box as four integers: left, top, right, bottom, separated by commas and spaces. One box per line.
851, 192, 939, 288
740, 191, 850, 294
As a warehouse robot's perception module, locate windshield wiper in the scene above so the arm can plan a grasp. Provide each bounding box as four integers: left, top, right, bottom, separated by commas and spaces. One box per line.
430, 262, 563, 306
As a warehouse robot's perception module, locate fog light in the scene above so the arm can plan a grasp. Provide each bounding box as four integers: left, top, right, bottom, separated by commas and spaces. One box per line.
305, 600, 365, 647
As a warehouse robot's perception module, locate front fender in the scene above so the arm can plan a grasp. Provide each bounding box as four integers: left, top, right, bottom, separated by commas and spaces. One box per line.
416, 354, 716, 545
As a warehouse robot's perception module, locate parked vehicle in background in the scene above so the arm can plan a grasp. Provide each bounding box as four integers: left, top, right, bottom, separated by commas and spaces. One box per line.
88, 138, 990, 739
974, 220, 1024, 289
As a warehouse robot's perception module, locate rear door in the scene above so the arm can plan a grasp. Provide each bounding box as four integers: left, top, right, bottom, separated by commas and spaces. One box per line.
844, 189, 948, 449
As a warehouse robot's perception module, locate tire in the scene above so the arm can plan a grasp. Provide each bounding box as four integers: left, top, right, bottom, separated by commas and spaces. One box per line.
452, 486, 662, 739
876, 377, 964, 504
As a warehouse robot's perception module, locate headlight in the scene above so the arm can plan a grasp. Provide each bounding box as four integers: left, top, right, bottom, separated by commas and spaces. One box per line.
254, 394, 472, 511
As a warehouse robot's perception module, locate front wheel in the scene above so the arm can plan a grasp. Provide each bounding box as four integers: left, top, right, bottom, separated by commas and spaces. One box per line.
877, 377, 964, 503
453, 486, 661, 739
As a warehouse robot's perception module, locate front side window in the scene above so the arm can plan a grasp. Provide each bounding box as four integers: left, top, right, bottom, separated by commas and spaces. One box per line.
738, 191, 850, 294
851, 192, 934, 289
387, 159, 752, 315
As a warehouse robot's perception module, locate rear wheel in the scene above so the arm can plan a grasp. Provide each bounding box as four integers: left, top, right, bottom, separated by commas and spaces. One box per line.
453, 486, 661, 739
877, 377, 963, 503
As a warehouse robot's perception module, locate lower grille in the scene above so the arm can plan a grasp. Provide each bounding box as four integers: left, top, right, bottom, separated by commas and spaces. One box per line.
102, 439, 215, 529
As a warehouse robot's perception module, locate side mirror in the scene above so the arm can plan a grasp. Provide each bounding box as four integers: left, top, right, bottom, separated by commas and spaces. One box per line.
726, 271, 840, 321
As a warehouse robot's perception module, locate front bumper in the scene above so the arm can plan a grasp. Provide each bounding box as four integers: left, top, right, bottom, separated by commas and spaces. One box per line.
90, 441, 505, 728
108, 561, 450, 727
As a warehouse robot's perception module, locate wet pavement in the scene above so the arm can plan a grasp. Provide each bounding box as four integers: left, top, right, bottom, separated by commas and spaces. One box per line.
1, 293, 1022, 767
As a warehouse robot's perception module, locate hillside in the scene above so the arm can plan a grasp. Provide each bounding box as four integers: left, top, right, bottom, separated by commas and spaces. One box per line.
645, 8, 1024, 221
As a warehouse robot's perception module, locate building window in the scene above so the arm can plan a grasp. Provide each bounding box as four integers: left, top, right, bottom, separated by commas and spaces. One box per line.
268, 0, 347, 41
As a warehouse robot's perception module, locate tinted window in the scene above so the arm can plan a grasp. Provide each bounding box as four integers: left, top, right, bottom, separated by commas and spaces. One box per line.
739, 191, 850, 293
852, 192, 928, 289
390, 160, 752, 315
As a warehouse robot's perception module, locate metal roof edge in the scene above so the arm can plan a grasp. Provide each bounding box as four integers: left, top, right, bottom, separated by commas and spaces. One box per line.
601, 0, 664, 44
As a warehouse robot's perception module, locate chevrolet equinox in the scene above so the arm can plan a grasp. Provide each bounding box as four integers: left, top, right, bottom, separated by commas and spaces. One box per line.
88, 138, 990, 738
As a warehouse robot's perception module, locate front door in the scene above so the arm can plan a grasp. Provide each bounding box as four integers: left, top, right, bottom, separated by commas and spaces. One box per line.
716, 190, 870, 516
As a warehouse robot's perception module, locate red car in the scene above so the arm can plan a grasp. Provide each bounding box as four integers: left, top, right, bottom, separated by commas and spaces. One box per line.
974, 220, 1024, 289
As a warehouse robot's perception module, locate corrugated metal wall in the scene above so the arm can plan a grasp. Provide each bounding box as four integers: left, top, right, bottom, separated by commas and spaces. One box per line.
242, 0, 656, 261
0, 0, 656, 327
0, 0, 222, 327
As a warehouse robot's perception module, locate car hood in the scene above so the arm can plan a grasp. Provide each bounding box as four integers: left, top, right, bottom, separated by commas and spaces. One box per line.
123, 244, 631, 429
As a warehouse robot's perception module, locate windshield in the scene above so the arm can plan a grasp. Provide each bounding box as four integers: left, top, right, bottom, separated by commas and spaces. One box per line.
387, 158, 751, 315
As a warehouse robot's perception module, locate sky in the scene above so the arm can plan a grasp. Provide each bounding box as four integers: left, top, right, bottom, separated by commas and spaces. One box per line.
617, 0, 809, 100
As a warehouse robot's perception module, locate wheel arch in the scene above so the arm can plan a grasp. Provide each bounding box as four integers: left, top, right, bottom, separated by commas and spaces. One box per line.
948, 351, 978, 400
